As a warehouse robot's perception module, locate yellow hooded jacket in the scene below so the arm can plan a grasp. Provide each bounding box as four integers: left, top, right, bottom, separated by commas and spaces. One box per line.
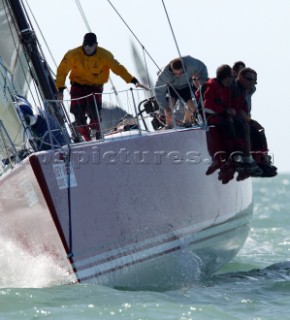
56, 46, 134, 90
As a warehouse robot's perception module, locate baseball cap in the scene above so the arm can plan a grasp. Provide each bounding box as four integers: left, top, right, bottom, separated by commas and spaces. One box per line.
83, 33, 97, 46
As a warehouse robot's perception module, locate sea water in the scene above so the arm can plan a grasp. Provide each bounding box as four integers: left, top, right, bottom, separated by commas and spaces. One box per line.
0, 173, 289, 319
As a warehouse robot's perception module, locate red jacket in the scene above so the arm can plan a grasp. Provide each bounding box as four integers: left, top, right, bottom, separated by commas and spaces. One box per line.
203, 78, 232, 115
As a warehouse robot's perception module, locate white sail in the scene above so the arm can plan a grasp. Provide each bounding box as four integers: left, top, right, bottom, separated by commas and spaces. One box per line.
0, 0, 31, 157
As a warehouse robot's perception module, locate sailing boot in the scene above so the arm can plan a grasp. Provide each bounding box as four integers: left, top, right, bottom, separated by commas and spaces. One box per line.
236, 156, 263, 177
258, 155, 277, 177
78, 126, 91, 142
89, 118, 102, 140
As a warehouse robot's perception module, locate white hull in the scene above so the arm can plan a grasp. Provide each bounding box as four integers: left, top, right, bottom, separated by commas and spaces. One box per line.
0, 127, 252, 289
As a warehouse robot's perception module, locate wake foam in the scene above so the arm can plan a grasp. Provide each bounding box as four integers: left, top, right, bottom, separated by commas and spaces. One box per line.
0, 237, 75, 288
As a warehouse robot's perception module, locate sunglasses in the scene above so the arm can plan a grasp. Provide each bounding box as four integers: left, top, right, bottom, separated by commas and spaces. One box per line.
245, 76, 257, 84
244, 76, 255, 81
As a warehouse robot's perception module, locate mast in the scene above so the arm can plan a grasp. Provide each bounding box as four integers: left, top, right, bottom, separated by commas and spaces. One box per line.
7, 0, 64, 124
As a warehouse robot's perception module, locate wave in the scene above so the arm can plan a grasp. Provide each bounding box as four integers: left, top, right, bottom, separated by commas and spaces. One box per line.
0, 237, 74, 288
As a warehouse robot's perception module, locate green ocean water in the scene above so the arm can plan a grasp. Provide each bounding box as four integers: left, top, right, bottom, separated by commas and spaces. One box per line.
0, 173, 289, 320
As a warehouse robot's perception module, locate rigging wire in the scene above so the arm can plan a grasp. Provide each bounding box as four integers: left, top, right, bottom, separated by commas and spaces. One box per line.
106, 0, 205, 127
161, 0, 182, 59
75, 0, 91, 32
24, 0, 58, 70
161, 0, 192, 91
161, 0, 204, 126
106, 0, 161, 73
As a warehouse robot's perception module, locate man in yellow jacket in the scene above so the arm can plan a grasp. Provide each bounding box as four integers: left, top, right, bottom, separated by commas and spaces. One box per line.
56, 32, 141, 141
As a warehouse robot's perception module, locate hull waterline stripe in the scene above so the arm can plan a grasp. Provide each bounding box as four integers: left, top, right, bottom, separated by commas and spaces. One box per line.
74, 215, 250, 281
72, 209, 249, 269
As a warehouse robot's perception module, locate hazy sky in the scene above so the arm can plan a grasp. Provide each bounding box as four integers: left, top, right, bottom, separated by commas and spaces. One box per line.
27, 0, 290, 173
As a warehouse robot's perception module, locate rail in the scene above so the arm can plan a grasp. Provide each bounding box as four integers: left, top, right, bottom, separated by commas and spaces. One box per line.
0, 86, 207, 175
48, 88, 146, 145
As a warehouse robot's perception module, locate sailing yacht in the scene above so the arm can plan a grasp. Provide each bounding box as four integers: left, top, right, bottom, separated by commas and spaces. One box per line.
0, 0, 253, 289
